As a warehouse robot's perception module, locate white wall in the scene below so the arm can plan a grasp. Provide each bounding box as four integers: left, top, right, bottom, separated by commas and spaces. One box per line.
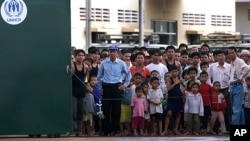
236, 2, 250, 34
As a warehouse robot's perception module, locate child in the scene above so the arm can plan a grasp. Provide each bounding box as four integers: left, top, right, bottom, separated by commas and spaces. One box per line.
181, 69, 190, 90
120, 79, 133, 136
83, 82, 95, 136
187, 67, 201, 85
200, 62, 211, 85
142, 82, 151, 135
184, 83, 204, 135
164, 65, 184, 135
147, 77, 164, 136
199, 71, 212, 134
131, 86, 147, 136
210, 81, 227, 135
90, 76, 102, 135
131, 73, 143, 99
244, 76, 250, 125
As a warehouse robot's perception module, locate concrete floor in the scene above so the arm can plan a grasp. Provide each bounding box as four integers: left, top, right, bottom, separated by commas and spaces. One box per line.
0, 136, 230, 141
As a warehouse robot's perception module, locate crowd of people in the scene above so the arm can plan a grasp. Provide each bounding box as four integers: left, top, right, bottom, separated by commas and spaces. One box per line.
69, 43, 250, 137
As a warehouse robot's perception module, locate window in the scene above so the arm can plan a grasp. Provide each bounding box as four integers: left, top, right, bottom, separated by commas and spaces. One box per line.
151, 20, 177, 45
182, 13, 206, 25
118, 10, 139, 23
211, 15, 232, 26
79, 8, 110, 22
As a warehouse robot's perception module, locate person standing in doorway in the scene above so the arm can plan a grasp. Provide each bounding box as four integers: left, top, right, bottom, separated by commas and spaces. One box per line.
97, 45, 132, 136
227, 47, 250, 125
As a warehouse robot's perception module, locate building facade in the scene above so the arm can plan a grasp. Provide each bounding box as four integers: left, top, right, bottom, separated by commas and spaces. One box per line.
71, 0, 236, 49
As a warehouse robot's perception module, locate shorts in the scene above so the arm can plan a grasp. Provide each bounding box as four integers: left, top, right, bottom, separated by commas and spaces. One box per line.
83, 112, 93, 126
144, 112, 150, 120
204, 105, 212, 117
132, 116, 144, 129
120, 104, 132, 123
150, 113, 163, 121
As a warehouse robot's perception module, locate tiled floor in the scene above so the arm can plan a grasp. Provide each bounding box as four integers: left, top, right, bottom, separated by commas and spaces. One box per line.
0, 136, 230, 141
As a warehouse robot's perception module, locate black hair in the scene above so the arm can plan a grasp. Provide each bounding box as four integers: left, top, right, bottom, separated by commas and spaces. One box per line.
213, 81, 221, 86
180, 50, 189, 56
149, 49, 162, 56
134, 72, 143, 78
170, 65, 179, 72
150, 70, 159, 75
121, 49, 131, 55
178, 43, 188, 50
130, 54, 137, 62
188, 67, 198, 74
246, 76, 250, 81
201, 43, 210, 50
182, 69, 189, 79
200, 62, 209, 68
191, 82, 200, 89
228, 46, 237, 52
135, 85, 144, 92
150, 77, 159, 83
135, 52, 145, 58
200, 71, 208, 77
191, 52, 200, 58
186, 80, 195, 91
200, 51, 209, 57
74, 49, 85, 56
88, 46, 99, 54
166, 45, 176, 52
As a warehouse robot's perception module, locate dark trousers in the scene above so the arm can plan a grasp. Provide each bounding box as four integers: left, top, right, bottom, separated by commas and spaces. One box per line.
102, 83, 122, 134
220, 87, 231, 131
72, 97, 84, 133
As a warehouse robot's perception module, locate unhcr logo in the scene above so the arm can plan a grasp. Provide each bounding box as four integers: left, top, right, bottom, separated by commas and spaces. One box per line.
1, 0, 27, 25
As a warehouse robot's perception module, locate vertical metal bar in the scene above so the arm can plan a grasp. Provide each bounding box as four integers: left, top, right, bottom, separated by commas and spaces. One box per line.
85, 0, 91, 50
139, 0, 144, 47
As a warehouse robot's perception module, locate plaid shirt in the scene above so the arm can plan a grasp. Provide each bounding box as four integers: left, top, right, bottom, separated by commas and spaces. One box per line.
244, 86, 250, 108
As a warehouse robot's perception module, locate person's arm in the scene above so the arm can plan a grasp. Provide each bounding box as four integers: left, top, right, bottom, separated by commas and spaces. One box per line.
166, 77, 179, 91
97, 62, 104, 91
122, 62, 132, 88
199, 95, 204, 116
239, 61, 250, 81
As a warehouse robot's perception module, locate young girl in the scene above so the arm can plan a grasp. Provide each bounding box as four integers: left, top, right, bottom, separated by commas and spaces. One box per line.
164, 65, 184, 135
210, 81, 227, 135
184, 83, 204, 135
131, 86, 147, 136
147, 77, 164, 136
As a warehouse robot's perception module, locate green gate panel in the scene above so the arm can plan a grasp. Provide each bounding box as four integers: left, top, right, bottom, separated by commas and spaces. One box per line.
0, 0, 72, 135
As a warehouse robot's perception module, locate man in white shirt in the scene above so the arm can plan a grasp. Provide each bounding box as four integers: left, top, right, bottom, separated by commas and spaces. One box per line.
227, 47, 250, 125
208, 50, 231, 131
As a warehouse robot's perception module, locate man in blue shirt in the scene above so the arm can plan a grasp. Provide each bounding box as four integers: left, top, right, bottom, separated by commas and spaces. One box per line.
97, 45, 131, 136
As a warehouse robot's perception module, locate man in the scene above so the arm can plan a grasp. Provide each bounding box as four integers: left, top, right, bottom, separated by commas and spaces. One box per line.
130, 52, 150, 79
201, 43, 210, 52
208, 50, 231, 131
162, 45, 181, 71
71, 49, 89, 136
227, 47, 250, 125
97, 45, 131, 136
239, 49, 250, 65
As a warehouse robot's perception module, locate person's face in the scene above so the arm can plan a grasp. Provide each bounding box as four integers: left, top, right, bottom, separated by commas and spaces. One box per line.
75, 52, 85, 62
217, 53, 225, 63
109, 50, 118, 59
227, 49, 237, 61
201, 65, 208, 72
151, 80, 159, 89
201, 47, 209, 52
179, 46, 186, 52
136, 55, 145, 65
213, 83, 221, 91
123, 53, 131, 61
151, 53, 161, 63
191, 84, 199, 93
134, 76, 142, 85
175, 53, 181, 61
143, 85, 148, 94
91, 52, 99, 61
189, 71, 197, 79
201, 55, 209, 63
192, 56, 200, 65
240, 54, 249, 64
151, 72, 159, 78
184, 73, 190, 80
191, 47, 198, 53
136, 89, 144, 97
166, 49, 175, 58
180, 55, 188, 64
90, 77, 97, 87
200, 74, 208, 83
170, 70, 179, 77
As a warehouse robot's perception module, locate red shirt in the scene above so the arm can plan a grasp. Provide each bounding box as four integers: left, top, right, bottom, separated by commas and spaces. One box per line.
211, 91, 227, 112
199, 83, 212, 106
130, 66, 150, 78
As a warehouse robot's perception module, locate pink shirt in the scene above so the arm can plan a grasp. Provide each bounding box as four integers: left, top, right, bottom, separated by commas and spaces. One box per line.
131, 97, 147, 117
